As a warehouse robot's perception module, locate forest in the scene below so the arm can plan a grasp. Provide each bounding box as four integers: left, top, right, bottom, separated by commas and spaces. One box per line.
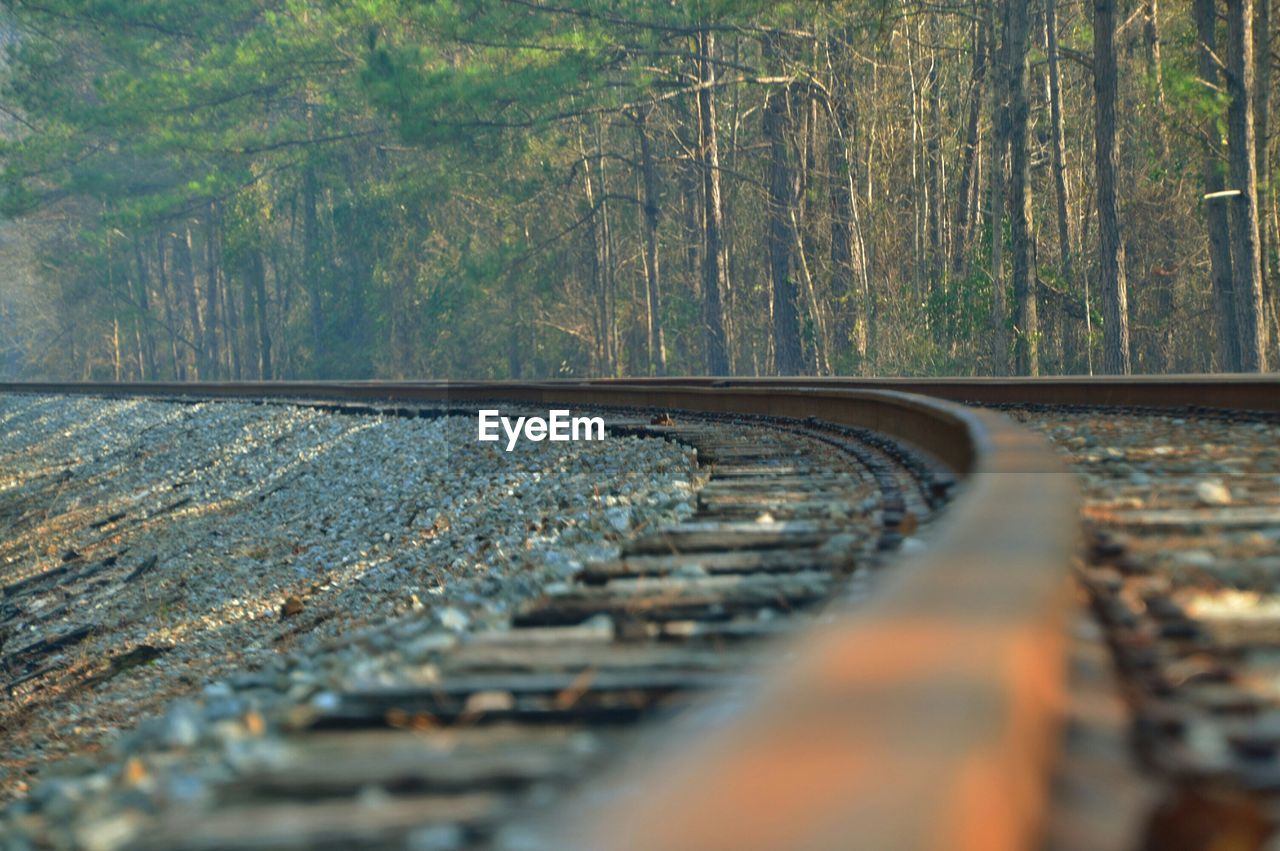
0, 0, 1274, 380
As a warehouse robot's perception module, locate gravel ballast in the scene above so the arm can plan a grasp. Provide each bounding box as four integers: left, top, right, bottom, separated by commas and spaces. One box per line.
0, 394, 698, 811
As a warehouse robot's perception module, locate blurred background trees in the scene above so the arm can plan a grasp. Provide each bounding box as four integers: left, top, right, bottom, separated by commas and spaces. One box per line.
0, 0, 1275, 379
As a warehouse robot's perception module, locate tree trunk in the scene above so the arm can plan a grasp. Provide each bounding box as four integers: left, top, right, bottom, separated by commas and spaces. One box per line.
797, 77, 829, 374
1006, 0, 1038, 375
634, 113, 667, 375
763, 36, 803, 375
578, 131, 606, 375
673, 94, 702, 318
111, 311, 121, 381
1196, 0, 1243, 371
1093, 0, 1133, 374
988, 0, 1010, 374
302, 165, 325, 372
251, 249, 273, 379
154, 236, 182, 379
270, 249, 293, 376
827, 48, 868, 369
175, 227, 205, 380
131, 239, 158, 379
792, 204, 829, 374
1142, 0, 1177, 370
1225, 0, 1268, 369
925, 13, 944, 304
218, 244, 242, 380
907, 24, 926, 303
952, 2, 989, 277
1045, 0, 1078, 371
863, 99, 879, 374
597, 123, 618, 375
697, 29, 731, 375
1146, 0, 1170, 154
203, 213, 222, 379
1255, 0, 1275, 352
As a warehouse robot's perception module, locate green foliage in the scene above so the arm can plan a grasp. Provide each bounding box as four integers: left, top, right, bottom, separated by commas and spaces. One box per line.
0, 0, 1250, 380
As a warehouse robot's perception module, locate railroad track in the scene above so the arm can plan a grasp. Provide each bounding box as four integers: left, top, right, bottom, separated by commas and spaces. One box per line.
95, 408, 944, 850
0, 382, 1067, 851
3, 377, 1278, 850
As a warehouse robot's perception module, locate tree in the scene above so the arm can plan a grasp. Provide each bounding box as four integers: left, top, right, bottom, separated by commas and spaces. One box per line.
825, 29, 869, 370
0, 0, 1270, 381
1005, 0, 1037, 375
1044, 0, 1079, 372
952, 4, 988, 282
1225, 0, 1268, 370
763, 34, 804, 375
697, 28, 732, 375
1093, 0, 1132, 374
1195, 0, 1243, 371
987, 0, 1010, 375
632, 110, 668, 375
1255, 0, 1274, 349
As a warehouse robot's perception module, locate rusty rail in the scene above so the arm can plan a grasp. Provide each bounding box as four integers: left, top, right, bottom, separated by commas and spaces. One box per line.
8, 374, 1279, 411
584, 374, 1280, 414
0, 381, 1077, 850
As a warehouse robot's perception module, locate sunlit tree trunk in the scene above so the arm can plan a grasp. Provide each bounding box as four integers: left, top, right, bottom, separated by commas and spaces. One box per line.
175, 227, 205, 380
988, 0, 1010, 374
697, 28, 731, 375
154, 236, 182, 379
131, 239, 158, 379
827, 43, 868, 370
203, 211, 222, 379
925, 12, 944, 306
595, 119, 618, 375
250, 249, 273, 380
1094, 0, 1132, 374
1045, 0, 1078, 371
763, 35, 803, 375
1195, 0, 1243, 371
111, 312, 122, 381
1255, 0, 1276, 352
1146, 0, 1170, 154
301, 166, 325, 373
1225, 0, 1267, 369
1007, 0, 1038, 375
634, 112, 667, 375
952, 4, 988, 281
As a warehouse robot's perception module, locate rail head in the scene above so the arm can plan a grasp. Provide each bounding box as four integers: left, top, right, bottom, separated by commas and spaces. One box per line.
584, 374, 1280, 414
0, 381, 1076, 849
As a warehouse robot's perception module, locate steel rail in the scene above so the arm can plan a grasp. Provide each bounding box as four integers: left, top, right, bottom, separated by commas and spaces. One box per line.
7, 374, 1279, 411
0, 381, 1076, 850
583, 374, 1280, 413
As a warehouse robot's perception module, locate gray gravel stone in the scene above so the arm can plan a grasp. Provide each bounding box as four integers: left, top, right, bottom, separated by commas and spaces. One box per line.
0, 393, 699, 843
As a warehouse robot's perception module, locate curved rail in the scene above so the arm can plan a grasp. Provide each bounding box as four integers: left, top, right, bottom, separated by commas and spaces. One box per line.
8, 374, 1279, 411
0, 381, 1076, 850
584, 374, 1280, 413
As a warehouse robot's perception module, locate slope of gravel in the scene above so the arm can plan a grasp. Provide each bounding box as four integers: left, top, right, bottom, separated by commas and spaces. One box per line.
0, 394, 698, 808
